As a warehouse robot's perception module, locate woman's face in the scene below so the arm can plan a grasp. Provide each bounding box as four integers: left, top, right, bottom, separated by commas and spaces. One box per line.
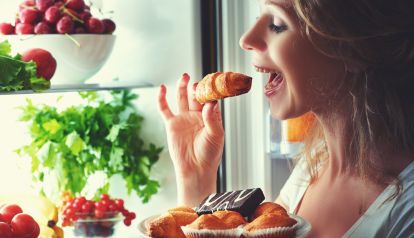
240, 0, 345, 119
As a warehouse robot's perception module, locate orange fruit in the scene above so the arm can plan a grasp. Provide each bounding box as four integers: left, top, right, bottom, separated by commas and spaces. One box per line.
285, 112, 315, 142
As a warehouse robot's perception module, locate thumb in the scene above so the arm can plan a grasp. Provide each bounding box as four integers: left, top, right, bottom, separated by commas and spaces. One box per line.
202, 102, 224, 137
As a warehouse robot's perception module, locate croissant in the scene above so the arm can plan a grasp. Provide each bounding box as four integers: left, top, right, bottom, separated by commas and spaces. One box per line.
196, 72, 252, 104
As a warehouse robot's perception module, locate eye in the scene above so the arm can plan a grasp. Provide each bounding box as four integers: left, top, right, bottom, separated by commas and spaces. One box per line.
268, 23, 287, 33
268, 16, 287, 33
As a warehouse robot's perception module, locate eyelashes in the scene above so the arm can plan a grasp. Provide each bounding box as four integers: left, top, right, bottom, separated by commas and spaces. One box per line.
255, 15, 288, 34
268, 23, 287, 33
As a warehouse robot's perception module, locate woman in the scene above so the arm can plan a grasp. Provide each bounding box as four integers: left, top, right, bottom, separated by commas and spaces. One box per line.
158, 0, 414, 237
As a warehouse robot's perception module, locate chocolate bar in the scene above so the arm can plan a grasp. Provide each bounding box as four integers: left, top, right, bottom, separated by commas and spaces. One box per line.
196, 188, 265, 217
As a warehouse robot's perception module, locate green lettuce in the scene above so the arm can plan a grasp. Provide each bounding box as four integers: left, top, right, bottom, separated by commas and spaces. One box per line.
0, 41, 50, 92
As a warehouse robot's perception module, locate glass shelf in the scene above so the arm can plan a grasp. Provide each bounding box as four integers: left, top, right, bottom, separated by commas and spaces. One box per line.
0, 82, 154, 95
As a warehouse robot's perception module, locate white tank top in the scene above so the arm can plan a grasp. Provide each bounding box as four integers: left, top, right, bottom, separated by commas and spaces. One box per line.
278, 159, 414, 238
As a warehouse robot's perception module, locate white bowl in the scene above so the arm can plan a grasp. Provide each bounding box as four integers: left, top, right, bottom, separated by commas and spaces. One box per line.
3, 34, 116, 85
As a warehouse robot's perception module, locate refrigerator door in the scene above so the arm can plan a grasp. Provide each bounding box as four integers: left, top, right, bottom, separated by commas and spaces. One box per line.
221, 0, 293, 201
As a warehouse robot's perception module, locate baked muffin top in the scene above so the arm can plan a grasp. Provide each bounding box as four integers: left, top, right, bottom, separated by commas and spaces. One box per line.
168, 206, 197, 214
146, 213, 186, 238
186, 214, 230, 230
213, 210, 247, 228
244, 213, 297, 232
251, 202, 288, 221
169, 210, 199, 226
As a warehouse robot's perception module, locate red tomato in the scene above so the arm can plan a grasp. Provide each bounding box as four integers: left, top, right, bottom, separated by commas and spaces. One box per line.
0, 222, 12, 238
0, 204, 23, 224
10, 213, 40, 238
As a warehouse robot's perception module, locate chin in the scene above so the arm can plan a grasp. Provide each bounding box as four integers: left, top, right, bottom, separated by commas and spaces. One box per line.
269, 104, 309, 120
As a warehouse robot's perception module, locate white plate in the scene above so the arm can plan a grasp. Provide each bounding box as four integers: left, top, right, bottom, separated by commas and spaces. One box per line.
137, 213, 311, 238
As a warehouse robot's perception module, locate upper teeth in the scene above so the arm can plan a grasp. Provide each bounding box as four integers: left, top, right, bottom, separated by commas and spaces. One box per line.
255, 66, 277, 73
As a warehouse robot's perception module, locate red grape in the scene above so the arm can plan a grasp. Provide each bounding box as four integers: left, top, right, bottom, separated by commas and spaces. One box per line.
65, 0, 85, 12
10, 214, 40, 238
45, 6, 61, 23
36, 0, 55, 12
102, 19, 116, 34
19, 0, 35, 11
56, 15, 74, 33
121, 209, 129, 217
21, 48, 57, 80
78, 10, 92, 22
123, 219, 132, 226
100, 194, 110, 201
0, 222, 12, 238
0, 204, 23, 224
34, 22, 52, 34
63, 8, 81, 22
0, 23, 14, 35
114, 199, 124, 211
75, 27, 86, 33
87, 17, 104, 33
94, 209, 104, 219
19, 9, 41, 24
81, 202, 93, 213
128, 212, 136, 220
16, 23, 34, 34
54, 1, 64, 8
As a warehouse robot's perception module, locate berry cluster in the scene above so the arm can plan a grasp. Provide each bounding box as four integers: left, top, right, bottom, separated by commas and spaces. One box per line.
0, 0, 116, 35
61, 194, 136, 227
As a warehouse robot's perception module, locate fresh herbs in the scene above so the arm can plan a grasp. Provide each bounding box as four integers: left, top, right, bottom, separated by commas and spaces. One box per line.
17, 90, 162, 203
0, 41, 50, 92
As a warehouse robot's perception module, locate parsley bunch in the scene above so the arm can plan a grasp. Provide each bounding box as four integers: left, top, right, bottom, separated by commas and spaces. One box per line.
0, 41, 50, 92
17, 90, 162, 203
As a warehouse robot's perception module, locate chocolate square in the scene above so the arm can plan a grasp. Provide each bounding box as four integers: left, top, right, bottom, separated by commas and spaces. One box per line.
195, 188, 265, 217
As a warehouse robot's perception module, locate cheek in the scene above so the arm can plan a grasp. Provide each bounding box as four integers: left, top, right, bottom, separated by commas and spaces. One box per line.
268, 35, 315, 106
270, 33, 344, 108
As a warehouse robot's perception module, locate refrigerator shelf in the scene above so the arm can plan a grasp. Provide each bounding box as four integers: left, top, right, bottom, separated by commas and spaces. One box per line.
0, 82, 154, 95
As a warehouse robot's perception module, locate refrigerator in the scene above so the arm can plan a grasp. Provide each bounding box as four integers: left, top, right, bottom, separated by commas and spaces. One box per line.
0, 0, 295, 237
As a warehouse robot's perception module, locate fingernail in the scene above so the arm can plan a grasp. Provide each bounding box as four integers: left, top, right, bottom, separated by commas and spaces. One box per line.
213, 102, 219, 111
182, 73, 190, 80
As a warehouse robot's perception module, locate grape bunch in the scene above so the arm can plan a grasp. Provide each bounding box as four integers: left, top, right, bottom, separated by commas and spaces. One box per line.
61, 194, 136, 227
0, 0, 116, 35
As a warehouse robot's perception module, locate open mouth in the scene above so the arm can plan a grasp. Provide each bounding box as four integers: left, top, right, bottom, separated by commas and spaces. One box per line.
255, 66, 284, 97
264, 73, 284, 96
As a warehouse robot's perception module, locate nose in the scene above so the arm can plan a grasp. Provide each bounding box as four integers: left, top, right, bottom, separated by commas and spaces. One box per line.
239, 19, 267, 52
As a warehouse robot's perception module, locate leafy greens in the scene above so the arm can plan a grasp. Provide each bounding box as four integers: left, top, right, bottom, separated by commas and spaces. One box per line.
0, 40, 50, 92
17, 90, 162, 203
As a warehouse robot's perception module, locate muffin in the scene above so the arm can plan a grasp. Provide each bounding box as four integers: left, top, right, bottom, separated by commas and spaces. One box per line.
243, 213, 297, 238
250, 202, 288, 221
169, 210, 199, 226
213, 210, 247, 228
146, 206, 198, 238
168, 206, 197, 214
182, 214, 242, 238
146, 212, 186, 238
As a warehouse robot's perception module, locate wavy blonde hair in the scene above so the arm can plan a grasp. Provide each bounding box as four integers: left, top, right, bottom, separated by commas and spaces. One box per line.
292, 0, 414, 188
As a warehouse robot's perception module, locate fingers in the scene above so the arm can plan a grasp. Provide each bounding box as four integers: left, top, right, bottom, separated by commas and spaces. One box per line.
202, 101, 224, 136
158, 84, 174, 121
189, 82, 203, 111
177, 73, 190, 113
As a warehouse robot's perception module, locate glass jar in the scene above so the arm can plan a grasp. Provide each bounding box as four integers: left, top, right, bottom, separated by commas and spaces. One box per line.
72, 213, 123, 238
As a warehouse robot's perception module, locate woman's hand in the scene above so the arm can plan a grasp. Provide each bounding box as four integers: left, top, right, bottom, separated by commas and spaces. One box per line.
158, 73, 225, 207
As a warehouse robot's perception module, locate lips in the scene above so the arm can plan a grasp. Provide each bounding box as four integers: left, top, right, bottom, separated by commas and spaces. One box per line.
264, 73, 284, 97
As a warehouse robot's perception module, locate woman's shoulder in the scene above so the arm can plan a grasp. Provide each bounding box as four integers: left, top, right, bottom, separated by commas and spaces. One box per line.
277, 157, 312, 213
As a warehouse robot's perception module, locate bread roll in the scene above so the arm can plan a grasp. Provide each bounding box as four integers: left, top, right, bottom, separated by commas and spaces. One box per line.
196, 72, 252, 103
